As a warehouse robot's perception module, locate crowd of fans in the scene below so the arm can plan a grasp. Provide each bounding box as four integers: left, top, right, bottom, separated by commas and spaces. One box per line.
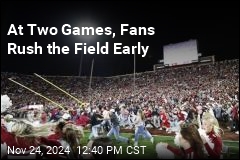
1, 59, 239, 159
1, 59, 239, 132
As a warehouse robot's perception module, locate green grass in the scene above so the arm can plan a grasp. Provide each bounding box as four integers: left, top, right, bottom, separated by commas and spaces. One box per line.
81, 131, 239, 159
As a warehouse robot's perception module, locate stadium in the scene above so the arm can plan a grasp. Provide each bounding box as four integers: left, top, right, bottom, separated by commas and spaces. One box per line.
1, 1, 239, 159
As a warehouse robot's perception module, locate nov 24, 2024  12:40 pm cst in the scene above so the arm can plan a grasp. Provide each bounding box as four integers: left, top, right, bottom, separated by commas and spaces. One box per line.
7, 145, 147, 156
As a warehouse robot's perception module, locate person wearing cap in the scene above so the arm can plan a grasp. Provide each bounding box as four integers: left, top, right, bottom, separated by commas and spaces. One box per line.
107, 108, 130, 144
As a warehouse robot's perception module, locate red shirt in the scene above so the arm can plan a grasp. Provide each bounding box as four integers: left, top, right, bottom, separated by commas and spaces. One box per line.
1, 126, 67, 159
177, 112, 185, 121
160, 112, 170, 128
76, 115, 90, 127
1, 126, 38, 148
204, 130, 222, 159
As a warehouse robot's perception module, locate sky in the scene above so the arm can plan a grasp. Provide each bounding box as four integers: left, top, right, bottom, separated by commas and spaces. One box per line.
1, 1, 239, 77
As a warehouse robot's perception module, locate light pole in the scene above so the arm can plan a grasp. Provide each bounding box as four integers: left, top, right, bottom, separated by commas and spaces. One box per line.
79, 52, 83, 76
133, 52, 136, 96
89, 58, 94, 87
77, 20, 96, 77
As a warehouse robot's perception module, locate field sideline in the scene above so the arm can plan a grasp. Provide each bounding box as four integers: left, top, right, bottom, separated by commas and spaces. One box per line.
81, 131, 239, 159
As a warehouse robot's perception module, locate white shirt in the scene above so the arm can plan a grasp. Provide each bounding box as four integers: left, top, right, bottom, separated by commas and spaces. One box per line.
134, 116, 144, 127
102, 110, 110, 119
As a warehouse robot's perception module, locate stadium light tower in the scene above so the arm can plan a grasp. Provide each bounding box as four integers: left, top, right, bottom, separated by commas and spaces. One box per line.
133, 50, 136, 95
77, 21, 97, 77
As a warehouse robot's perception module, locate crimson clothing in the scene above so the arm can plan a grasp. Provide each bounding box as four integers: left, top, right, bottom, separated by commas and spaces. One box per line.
1, 126, 40, 159
76, 115, 90, 127
204, 130, 222, 159
167, 145, 200, 159
231, 106, 238, 120
1, 126, 67, 159
1, 126, 38, 148
160, 112, 170, 128
39, 137, 68, 159
144, 110, 152, 118
47, 132, 62, 140
177, 112, 185, 121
